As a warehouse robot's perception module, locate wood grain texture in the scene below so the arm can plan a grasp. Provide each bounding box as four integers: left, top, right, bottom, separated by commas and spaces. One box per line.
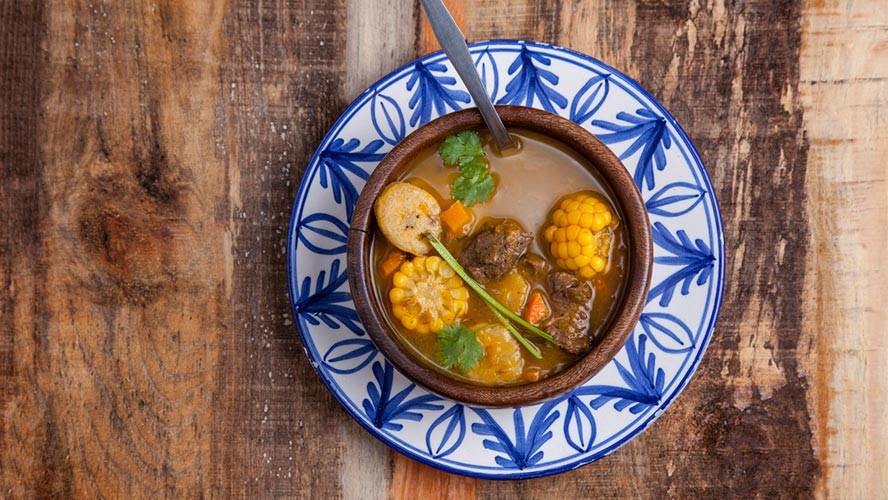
0, 0, 884, 498
799, 1, 888, 496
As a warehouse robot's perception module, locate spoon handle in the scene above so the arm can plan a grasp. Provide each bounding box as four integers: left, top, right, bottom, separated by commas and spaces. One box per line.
419, 0, 518, 152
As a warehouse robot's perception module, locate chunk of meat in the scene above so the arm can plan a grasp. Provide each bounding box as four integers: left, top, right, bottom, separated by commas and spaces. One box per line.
544, 271, 596, 354
458, 220, 533, 281
518, 252, 548, 281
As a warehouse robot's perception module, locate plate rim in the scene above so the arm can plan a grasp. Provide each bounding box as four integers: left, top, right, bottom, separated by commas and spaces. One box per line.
286, 39, 726, 479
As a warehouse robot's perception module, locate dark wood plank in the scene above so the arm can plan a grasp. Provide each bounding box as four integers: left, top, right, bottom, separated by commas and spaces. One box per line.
215, 0, 352, 497
0, 1, 54, 494
3, 1, 234, 496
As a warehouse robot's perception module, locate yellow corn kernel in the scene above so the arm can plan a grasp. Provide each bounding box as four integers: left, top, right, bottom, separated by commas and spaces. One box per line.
567, 241, 581, 258
566, 225, 580, 241
392, 272, 411, 289
389, 256, 469, 333
393, 305, 406, 318
440, 265, 455, 279
567, 210, 581, 225
544, 225, 557, 243
591, 256, 607, 272
424, 257, 439, 273
402, 315, 418, 330
542, 191, 618, 278
430, 318, 445, 333
390, 288, 407, 304
591, 214, 607, 232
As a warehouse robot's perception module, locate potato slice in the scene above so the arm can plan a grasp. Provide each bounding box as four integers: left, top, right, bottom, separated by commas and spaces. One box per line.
374, 182, 442, 255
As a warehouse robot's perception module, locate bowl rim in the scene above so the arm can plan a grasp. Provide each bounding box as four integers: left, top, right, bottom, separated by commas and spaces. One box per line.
348, 105, 652, 407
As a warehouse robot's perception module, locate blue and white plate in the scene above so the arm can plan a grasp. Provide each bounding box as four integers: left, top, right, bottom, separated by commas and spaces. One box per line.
287, 40, 724, 478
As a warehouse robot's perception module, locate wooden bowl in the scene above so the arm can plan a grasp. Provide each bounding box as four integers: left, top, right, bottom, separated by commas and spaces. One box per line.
348, 106, 652, 407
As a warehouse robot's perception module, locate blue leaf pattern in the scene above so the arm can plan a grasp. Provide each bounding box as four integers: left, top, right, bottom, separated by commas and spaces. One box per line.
497, 45, 568, 113
570, 74, 610, 124
574, 334, 664, 414
297, 212, 349, 255
563, 395, 597, 453
294, 259, 363, 336
371, 91, 406, 145
646, 182, 706, 217
471, 400, 560, 469
593, 109, 672, 191
322, 338, 378, 374
425, 404, 467, 459
363, 361, 444, 431
639, 313, 695, 354
406, 62, 471, 127
473, 48, 500, 102
318, 138, 386, 219
649, 222, 715, 307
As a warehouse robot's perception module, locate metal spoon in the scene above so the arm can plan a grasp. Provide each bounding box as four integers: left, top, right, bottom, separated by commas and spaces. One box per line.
419, 0, 518, 152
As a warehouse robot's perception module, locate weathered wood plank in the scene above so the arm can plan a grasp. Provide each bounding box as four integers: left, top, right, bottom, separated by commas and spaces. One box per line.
0, 2, 51, 495
799, 1, 888, 497
3, 1, 230, 497
216, 0, 351, 497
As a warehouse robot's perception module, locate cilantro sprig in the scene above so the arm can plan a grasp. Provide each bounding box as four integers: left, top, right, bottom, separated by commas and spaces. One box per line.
437, 323, 484, 372
438, 130, 495, 206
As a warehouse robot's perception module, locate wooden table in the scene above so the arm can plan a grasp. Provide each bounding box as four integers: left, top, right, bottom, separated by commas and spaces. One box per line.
1, 0, 885, 498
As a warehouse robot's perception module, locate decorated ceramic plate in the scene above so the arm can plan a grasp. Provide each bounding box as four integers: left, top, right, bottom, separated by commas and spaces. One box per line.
287, 40, 724, 478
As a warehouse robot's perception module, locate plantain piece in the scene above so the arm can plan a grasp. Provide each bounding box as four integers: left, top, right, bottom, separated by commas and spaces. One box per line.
374, 182, 443, 255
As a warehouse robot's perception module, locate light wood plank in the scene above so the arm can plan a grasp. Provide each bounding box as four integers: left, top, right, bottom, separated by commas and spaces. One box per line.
799, 1, 888, 497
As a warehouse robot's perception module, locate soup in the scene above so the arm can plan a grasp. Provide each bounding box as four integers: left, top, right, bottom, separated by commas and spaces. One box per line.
370, 129, 627, 387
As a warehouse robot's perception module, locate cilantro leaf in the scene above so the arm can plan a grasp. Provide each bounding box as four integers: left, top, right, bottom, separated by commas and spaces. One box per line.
439, 130, 496, 206
439, 130, 484, 167
459, 158, 487, 178
451, 172, 495, 207
437, 323, 483, 372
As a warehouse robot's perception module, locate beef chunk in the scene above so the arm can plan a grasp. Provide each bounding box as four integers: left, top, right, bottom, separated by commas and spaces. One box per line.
545, 272, 596, 355
459, 220, 533, 281
518, 252, 548, 281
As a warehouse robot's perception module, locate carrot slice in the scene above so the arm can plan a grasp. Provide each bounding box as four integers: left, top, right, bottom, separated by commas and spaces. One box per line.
380, 249, 407, 278
439, 201, 473, 235
523, 291, 550, 325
